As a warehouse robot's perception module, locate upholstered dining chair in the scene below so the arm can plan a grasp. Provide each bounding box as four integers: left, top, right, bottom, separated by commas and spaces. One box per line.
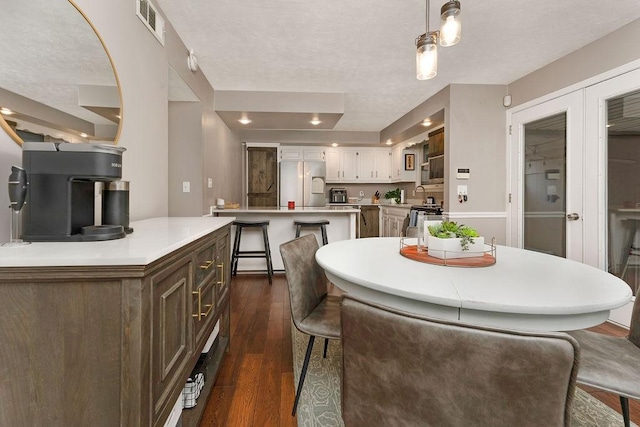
568, 295, 640, 427
340, 294, 580, 427
279, 234, 342, 416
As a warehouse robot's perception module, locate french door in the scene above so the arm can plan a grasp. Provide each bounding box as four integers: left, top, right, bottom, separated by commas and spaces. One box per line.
508, 91, 585, 262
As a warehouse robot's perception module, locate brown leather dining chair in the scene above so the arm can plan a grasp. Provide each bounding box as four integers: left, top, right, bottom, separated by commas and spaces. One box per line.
280, 234, 341, 416
340, 294, 580, 427
568, 295, 640, 427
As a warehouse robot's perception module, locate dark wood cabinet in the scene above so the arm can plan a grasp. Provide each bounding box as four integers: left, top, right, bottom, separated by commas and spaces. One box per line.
0, 224, 232, 427
428, 128, 445, 156
359, 206, 380, 238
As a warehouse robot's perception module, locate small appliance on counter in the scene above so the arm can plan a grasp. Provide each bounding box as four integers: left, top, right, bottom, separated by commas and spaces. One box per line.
21, 141, 129, 242
330, 187, 348, 203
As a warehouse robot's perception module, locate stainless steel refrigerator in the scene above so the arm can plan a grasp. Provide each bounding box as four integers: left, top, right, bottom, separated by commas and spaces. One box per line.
279, 161, 326, 207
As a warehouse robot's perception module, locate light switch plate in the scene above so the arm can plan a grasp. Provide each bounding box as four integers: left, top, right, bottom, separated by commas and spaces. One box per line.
182, 181, 190, 193
207, 178, 213, 188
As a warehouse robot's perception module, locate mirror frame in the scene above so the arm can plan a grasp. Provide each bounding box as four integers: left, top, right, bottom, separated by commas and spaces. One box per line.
0, 0, 123, 146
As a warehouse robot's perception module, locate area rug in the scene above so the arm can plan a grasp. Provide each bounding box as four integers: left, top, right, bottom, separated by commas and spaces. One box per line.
291, 325, 635, 427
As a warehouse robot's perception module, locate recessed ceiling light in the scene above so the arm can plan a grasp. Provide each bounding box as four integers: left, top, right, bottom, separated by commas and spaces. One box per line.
606, 123, 613, 128
385, 140, 393, 146
115, 114, 121, 119
331, 143, 338, 147
422, 119, 432, 126
80, 133, 88, 138
310, 119, 322, 126
0, 107, 14, 115
238, 118, 252, 125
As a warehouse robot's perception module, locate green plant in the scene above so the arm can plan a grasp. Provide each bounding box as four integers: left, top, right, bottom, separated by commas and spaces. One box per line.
427, 221, 480, 251
384, 188, 401, 204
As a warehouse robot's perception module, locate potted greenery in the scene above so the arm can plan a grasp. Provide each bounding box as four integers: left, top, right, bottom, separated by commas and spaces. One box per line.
426, 221, 484, 259
384, 188, 402, 204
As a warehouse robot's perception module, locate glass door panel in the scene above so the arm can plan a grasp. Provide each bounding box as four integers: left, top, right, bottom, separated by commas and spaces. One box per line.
523, 113, 567, 256
606, 88, 640, 295
509, 91, 584, 261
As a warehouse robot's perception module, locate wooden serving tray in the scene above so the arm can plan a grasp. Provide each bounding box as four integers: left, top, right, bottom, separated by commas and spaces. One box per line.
400, 244, 496, 267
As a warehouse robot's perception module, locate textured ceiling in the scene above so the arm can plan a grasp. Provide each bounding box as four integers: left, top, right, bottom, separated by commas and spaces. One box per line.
156, 0, 640, 133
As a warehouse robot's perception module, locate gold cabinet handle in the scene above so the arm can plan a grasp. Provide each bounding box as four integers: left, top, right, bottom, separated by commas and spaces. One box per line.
200, 260, 214, 270
217, 262, 224, 285
202, 303, 214, 318
192, 288, 202, 320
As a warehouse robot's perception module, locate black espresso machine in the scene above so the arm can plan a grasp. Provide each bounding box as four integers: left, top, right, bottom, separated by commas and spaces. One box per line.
21, 141, 129, 242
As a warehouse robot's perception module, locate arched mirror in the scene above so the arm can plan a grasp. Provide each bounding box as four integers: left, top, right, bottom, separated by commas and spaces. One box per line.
0, 0, 122, 145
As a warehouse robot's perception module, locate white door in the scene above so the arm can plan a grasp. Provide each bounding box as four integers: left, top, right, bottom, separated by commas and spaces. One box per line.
508, 91, 584, 261
585, 68, 640, 326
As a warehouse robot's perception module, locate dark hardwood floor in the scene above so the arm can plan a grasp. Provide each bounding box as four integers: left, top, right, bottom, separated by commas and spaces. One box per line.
200, 273, 639, 426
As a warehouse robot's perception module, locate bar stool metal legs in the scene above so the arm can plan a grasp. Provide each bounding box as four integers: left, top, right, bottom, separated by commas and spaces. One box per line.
294, 220, 330, 246
231, 220, 273, 285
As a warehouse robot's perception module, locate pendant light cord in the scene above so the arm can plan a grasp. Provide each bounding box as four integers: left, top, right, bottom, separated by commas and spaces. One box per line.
425, 0, 430, 34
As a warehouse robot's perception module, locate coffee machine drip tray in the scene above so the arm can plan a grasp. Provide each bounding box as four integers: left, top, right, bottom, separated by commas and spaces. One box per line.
81, 225, 126, 241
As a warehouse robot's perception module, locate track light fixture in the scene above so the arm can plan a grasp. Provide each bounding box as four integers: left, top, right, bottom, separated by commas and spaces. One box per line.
416, 0, 461, 80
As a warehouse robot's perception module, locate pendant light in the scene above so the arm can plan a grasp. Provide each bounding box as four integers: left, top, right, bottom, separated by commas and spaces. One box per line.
416, 0, 438, 80
440, 0, 461, 47
415, 0, 461, 80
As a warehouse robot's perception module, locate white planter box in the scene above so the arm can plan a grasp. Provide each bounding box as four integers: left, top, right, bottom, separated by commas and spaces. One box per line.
427, 236, 485, 259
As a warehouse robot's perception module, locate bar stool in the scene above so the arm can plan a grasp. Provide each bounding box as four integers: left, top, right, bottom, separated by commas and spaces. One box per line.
231, 220, 273, 285
294, 220, 330, 246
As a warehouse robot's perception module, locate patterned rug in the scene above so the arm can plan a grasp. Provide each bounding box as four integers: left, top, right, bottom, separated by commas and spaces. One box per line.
291, 325, 635, 427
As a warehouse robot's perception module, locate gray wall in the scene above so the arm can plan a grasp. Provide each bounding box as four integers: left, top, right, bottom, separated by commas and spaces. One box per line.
169, 101, 203, 216
447, 84, 508, 214
509, 19, 640, 107
74, 0, 243, 218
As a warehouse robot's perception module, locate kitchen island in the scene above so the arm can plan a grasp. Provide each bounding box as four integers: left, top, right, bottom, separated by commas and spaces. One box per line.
211, 205, 359, 271
0, 217, 234, 427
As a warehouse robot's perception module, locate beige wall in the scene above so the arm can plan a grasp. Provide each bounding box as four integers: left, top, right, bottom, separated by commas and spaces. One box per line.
447, 84, 508, 213
509, 19, 640, 107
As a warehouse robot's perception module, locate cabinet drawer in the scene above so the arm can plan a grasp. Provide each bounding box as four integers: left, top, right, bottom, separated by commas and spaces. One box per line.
193, 279, 217, 351
194, 242, 216, 286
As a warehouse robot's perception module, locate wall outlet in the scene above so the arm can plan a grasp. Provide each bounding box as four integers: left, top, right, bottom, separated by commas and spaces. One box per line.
359, 191, 364, 197
207, 178, 213, 188
182, 181, 190, 193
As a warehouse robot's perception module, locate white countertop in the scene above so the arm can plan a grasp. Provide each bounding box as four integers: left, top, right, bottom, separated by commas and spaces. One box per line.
316, 237, 632, 331
0, 217, 235, 267
211, 206, 360, 214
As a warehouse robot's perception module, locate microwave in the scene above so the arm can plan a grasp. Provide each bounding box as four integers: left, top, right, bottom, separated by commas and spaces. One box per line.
428, 154, 444, 183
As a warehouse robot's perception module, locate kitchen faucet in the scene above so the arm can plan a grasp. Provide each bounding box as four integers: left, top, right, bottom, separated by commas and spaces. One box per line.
415, 185, 426, 203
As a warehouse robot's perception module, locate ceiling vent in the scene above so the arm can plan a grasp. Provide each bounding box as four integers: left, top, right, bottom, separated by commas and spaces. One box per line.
136, 0, 165, 46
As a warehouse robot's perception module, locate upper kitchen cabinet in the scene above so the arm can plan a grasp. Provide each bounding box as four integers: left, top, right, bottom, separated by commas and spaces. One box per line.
359, 149, 392, 182
391, 145, 417, 182
280, 146, 326, 161
428, 128, 445, 156
326, 148, 358, 182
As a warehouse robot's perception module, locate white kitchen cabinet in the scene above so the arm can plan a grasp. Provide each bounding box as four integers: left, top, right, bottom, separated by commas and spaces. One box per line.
391, 146, 417, 182
359, 149, 392, 182
326, 148, 358, 182
280, 146, 326, 161
380, 206, 410, 237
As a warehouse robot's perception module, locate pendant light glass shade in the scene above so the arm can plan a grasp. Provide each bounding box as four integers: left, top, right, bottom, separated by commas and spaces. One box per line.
440, 0, 461, 46
416, 32, 438, 80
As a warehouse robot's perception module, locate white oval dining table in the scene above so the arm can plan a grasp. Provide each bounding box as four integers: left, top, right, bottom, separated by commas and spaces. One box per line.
315, 237, 632, 331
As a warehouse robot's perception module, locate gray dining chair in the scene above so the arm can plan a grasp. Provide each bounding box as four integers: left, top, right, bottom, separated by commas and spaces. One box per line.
279, 234, 341, 416
567, 295, 640, 427
341, 293, 580, 427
